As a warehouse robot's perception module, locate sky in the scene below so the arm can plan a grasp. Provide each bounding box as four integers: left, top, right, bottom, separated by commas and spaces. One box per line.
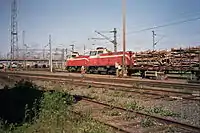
0, 0, 200, 56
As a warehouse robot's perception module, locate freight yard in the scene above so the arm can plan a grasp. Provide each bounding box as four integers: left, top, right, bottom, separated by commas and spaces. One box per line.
0, 0, 200, 133
0, 70, 200, 132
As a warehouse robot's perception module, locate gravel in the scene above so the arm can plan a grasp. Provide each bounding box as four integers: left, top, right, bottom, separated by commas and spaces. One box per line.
26, 80, 200, 127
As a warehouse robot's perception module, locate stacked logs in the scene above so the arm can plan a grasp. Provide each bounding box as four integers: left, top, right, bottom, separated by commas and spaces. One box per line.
170, 46, 200, 71
134, 50, 170, 70
134, 46, 200, 71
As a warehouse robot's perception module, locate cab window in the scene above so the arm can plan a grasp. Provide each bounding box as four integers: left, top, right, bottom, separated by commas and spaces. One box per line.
71, 55, 76, 58
90, 51, 97, 56
97, 51, 103, 54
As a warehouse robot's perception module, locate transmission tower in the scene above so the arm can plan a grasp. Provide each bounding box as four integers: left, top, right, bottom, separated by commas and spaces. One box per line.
11, 0, 19, 59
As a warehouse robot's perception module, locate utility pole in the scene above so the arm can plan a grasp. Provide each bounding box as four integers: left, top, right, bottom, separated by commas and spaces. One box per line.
112, 28, 117, 52
83, 44, 86, 55
49, 35, 52, 72
65, 48, 68, 56
62, 48, 65, 70
198, 47, 200, 73
92, 44, 96, 50
70, 44, 74, 52
122, 0, 126, 77
43, 44, 48, 59
11, 0, 19, 59
43, 49, 45, 59
22, 30, 25, 48
152, 30, 156, 51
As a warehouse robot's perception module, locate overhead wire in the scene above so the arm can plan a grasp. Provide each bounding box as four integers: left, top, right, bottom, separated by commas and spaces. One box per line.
90, 14, 200, 50
126, 16, 200, 35
116, 11, 200, 33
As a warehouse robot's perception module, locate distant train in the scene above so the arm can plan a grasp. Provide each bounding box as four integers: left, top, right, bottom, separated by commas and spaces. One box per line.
0, 62, 18, 69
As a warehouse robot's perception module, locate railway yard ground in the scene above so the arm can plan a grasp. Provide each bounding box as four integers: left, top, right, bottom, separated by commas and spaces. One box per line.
1, 0, 200, 132
0, 70, 200, 133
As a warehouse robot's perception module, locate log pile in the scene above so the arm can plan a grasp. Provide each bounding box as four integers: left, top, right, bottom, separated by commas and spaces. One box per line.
170, 46, 200, 70
134, 50, 169, 68
134, 46, 200, 71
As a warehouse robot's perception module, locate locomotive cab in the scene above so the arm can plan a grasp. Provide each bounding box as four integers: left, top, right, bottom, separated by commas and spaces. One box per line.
89, 47, 109, 56
68, 52, 79, 58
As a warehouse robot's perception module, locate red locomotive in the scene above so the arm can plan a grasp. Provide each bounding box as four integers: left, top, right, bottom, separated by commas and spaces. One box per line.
66, 47, 135, 75
66, 46, 200, 80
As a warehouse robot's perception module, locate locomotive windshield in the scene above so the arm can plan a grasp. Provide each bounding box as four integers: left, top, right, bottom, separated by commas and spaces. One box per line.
70, 52, 79, 58
71, 55, 76, 58
97, 51, 103, 54
90, 51, 97, 56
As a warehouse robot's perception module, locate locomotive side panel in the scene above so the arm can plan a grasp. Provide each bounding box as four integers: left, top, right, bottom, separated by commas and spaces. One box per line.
88, 56, 99, 66
67, 58, 88, 67
98, 54, 120, 66
96, 52, 132, 66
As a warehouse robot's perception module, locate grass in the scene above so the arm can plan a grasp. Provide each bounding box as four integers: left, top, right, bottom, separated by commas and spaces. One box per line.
102, 109, 122, 117
123, 112, 136, 121
0, 80, 112, 133
145, 106, 181, 117
125, 101, 144, 111
64, 84, 181, 119
140, 117, 155, 128
125, 101, 180, 118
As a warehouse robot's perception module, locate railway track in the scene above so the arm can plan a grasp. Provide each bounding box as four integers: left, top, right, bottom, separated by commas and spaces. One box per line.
1, 72, 200, 102
72, 95, 200, 133
1, 70, 200, 90
0, 72, 200, 132
16, 68, 197, 81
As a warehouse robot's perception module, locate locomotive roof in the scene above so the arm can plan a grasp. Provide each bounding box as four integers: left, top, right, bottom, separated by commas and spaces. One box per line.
96, 47, 105, 50
72, 52, 79, 54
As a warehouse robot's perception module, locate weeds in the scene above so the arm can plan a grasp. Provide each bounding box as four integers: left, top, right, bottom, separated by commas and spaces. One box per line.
0, 80, 111, 133
112, 91, 121, 97
90, 88, 96, 94
101, 88, 107, 93
140, 117, 155, 127
123, 112, 136, 121
108, 110, 122, 116
145, 106, 180, 117
165, 126, 176, 133
125, 101, 180, 118
125, 101, 144, 111
107, 98, 115, 103
88, 84, 92, 88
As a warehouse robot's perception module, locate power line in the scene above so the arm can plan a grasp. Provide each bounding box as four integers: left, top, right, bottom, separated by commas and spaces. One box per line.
120, 11, 200, 32
89, 28, 118, 52
127, 16, 200, 35
116, 11, 200, 34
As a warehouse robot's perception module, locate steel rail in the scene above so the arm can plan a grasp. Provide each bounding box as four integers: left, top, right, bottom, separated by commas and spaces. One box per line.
78, 95, 200, 133
0, 73, 199, 132
72, 110, 132, 133
3, 73, 200, 101
1, 71, 200, 90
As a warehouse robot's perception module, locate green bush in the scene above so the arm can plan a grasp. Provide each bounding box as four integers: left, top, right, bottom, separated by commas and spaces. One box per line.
0, 81, 110, 133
